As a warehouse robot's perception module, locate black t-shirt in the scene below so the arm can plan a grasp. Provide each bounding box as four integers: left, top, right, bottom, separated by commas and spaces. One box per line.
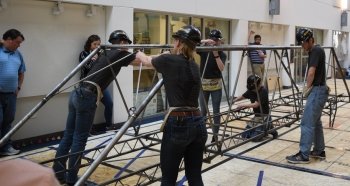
308, 45, 326, 86
198, 51, 226, 78
242, 86, 269, 116
85, 50, 135, 90
78, 50, 95, 80
152, 54, 201, 107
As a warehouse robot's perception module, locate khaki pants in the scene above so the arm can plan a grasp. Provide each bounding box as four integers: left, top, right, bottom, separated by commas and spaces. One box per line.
252, 63, 265, 81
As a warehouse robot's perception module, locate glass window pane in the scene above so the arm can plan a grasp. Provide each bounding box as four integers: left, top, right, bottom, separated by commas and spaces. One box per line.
133, 12, 167, 116
203, 18, 230, 44
169, 15, 190, 36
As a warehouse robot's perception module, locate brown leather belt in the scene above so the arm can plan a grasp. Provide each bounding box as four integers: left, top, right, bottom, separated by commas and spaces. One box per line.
169, 110, 201, 117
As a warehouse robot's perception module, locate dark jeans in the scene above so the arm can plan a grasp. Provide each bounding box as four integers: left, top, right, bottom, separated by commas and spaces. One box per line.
101, 89, 113, 128
199, 89, 222, 134
53, 88, 97, 184
0, 93, 16, 149
160, 116, 207, 186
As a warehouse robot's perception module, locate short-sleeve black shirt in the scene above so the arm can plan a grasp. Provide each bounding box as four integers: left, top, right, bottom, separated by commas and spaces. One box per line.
198, 51, 227, 79
308, 45, 326, 86
152, 54, 201, 107
242, 86, 269, 116
85, 50, 135, 90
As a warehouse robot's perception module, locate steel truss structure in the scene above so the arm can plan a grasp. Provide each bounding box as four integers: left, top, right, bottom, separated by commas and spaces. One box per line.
1, 44, 350, 186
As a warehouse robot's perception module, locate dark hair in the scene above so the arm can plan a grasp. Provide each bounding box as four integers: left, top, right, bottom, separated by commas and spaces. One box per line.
254, 35, 261, 40
3, 29, 25, 41
84, 34, 100, 51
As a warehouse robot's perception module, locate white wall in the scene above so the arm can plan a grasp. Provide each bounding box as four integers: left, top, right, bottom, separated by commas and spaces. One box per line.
0, 0, 106, 140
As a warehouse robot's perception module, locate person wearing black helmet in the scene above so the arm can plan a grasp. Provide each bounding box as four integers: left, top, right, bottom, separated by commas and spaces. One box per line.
136, 25, 207, 186
198, 29, 226, 143
286, 28, 329, 164
52, 30, 140, 185
232, 74, 278, 141
78, 35, 114, 133
248, 30, 267, 81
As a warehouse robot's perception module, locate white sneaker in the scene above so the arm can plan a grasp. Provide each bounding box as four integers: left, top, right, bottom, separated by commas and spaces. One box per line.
0, 145, 20, 156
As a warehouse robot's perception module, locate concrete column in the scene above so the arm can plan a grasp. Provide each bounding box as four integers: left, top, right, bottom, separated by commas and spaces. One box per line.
323, 29, 333, 78
281, 25, 295, 88
230, 19, 249, 96
106, 6, 134, 123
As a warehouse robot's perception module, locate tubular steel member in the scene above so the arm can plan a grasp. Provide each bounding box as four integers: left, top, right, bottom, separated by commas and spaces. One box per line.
75, 79, 164, 186
0, 47, 101, 147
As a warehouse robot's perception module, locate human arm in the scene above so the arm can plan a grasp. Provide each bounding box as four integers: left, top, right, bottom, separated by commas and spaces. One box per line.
248, 30, 255, 44
212, 51, 225, 71
237, 101, 259, 110
136, 51, 154, 68
201, 39, 216, 46
16, 72, 24, 95
306, 67, 316, 88
232, 95, 244, 104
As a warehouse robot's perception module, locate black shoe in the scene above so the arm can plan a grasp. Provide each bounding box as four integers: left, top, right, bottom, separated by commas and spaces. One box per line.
211, 136, 217, 143
286, 151, 310, 164
272, 131, 278, 139
310, 150, 326, 159
252, 137, 264, 142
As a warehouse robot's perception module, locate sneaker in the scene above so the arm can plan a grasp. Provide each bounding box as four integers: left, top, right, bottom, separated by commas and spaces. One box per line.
271, 131, 278, 139
0, 145, 20, 156
310, 150, 326, 159
211, 136, 218, 143
286, 151, 310, 164
252, 136, 264, 142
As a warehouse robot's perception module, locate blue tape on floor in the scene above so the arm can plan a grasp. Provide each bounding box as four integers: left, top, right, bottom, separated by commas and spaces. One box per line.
84, 137, 112, 155
114, 149, 147, 179
177, 175, 187, 186
257, 170, 264, 186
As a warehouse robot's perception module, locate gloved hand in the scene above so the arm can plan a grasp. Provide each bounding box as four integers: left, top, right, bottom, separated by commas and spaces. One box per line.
303, 86, 313, 98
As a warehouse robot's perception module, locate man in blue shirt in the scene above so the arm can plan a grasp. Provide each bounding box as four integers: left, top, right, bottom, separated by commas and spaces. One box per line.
0, 29, 26, 156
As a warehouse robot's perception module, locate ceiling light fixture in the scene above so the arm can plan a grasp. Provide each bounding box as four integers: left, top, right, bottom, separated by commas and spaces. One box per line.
86, 5, 96, 17
52, 1, 64, 16
0, 0, 8, 12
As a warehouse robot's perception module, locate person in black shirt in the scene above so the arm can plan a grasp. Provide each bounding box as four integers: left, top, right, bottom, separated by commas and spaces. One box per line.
286, 28, 329, 164
78, 34, 114, 132
198, 29, 227, 143
233, 74, 277, 141
136, 25, 207, 186
53, 30, 139, 185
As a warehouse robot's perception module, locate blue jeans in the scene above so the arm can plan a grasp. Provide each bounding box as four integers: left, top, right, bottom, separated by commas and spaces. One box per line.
160, 116, 207, 186
101, 89, 113, 128
200, 89, 222, 135
53, 88, 97, 183
0, 93, 16, 150
300, 86, 328, 158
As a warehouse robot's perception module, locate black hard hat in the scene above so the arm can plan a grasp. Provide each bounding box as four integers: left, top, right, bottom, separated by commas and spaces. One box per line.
247, 74, 261, 90
172, 25, 201, 48
296, 28, 313, 45
209, 29, 223, 40
109, 30, 132, 44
